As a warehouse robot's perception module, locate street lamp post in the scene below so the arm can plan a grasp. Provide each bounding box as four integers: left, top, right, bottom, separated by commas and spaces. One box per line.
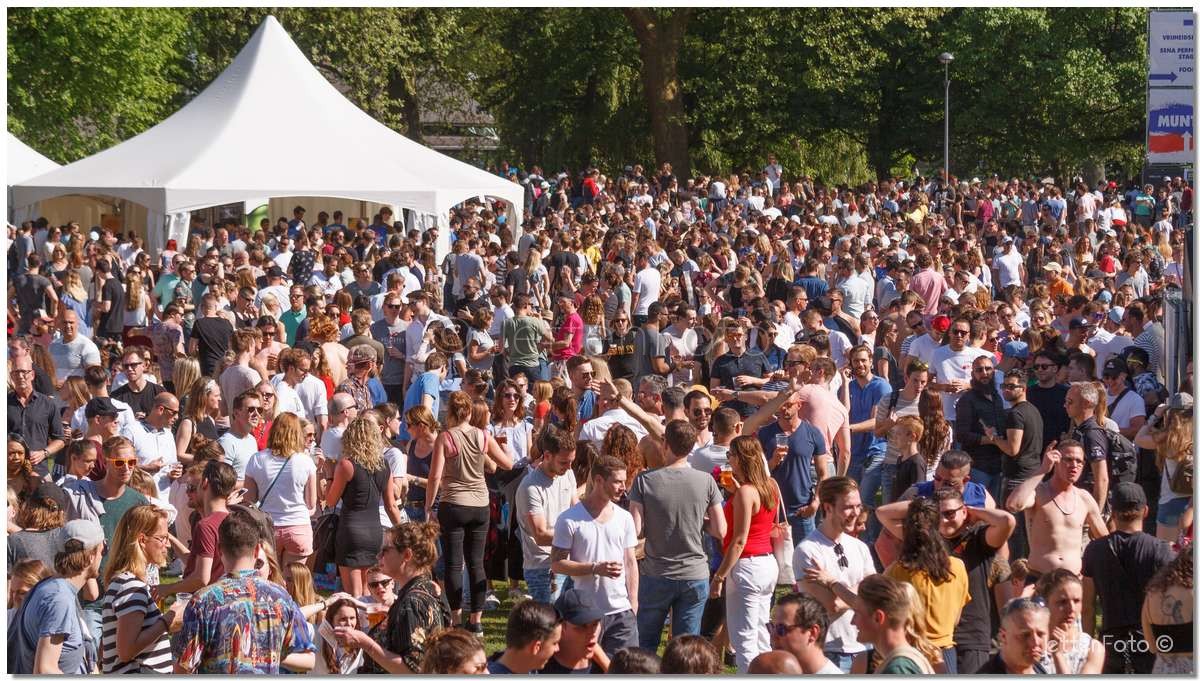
938, 52, 954, 186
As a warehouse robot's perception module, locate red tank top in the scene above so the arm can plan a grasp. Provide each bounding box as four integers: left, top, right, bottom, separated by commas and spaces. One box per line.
722, 487, 777, 556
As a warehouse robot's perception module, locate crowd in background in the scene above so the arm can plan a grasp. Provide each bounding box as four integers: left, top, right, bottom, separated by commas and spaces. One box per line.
6, 159, 1194, 675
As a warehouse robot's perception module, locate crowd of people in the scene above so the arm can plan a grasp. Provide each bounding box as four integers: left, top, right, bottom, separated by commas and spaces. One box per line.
5, 161, 1195, 675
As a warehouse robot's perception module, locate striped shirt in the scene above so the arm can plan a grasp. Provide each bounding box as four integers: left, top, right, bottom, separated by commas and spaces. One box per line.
100, 572, 173, 674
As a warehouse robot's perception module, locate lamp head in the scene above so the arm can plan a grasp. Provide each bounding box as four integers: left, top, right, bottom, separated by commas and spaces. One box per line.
938, 52, 955, 65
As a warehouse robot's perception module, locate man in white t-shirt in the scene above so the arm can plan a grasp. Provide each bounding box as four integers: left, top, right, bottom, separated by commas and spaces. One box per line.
1101, 357, 1146, 440
127, 393, 181, 501
1087, 308, 1133, 378
270, 348, 330, 439
517, 425, 579, 604
551, 455, 639, 658
794, 477, 875, 673
662, 303, 700, 387
993, 236, 1025, 289
49, 310, 101, 383
930, 317, 990, 422
629, 252, 661, 325
319, 393, 358, 465
218, 390, 262, 482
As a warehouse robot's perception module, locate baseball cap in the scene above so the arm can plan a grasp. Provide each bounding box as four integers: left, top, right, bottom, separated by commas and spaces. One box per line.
1167, 392, 1194, 410
348, 345, 377, 364
554, 589, 604, 625
1121, 346, 1150, 369
85, 397, 120, 420
266, 265, 285, 278
27, 480, 69, 512
1102, 357, 1128, 377
1043, 262, 1062, 273
59, 519, 105, 553
1068, 317, 1093, 331
1110, 482, 1147, 513
931, 315, 952, 333
1107, 306, 1125, 325
1001, 235, 1013, 243
1001, 340, 1029, 360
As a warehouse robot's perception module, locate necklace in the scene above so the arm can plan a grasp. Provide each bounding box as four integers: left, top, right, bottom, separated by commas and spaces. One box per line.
1050, 489, 1077, 515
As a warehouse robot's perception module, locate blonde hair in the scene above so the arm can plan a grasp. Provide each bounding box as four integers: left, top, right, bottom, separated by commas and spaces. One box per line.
173, 358, 202, 410
267, 412, 305, 459
103, 505, 169, 585
63, 270, 87, 302
285, 562, 320, 623
342, 416, 385, 473
531, 380, 553, 404
1154, 407, 1194, 469
184, 378, 219, 422
125, 270, 144, 311
859, 574, 943, 669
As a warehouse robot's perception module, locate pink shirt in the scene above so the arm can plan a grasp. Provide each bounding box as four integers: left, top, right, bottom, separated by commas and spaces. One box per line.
909, 268, 948, 319
796, 384, 849, 455
553, 312, 584, 361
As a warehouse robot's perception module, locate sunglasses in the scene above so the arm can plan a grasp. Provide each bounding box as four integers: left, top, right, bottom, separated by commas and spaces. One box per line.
244, 406, 264, 414
368, 578, 393, 589
833, 543, 849, 569
951, 329, 970, 336
940, 506, 965, 520
1033, 363, 1057, 370
108, 457, 137, 468
909, 323, 924, 331
766, 622, 801, 637
386, 304, 402, 310
1001, 383, 1022, 391
691, 408, 713, 417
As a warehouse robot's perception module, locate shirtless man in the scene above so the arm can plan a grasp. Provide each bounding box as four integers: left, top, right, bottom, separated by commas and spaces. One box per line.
1006, 439, 1107, 582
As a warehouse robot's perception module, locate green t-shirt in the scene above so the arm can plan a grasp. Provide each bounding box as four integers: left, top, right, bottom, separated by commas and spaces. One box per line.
503, 315, 549, 368
152, 273, 180, 311
879, 655, 927, 674
86, 487, 150, 609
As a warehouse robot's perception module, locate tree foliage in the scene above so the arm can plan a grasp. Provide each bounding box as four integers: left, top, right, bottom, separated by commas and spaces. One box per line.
7, 7, 189, 163
8, 8, 1150, 181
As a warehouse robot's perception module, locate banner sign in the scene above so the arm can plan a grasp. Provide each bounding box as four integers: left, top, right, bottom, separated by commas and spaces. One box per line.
1148, 11, 1196, 89
1147, 89, 1194, 165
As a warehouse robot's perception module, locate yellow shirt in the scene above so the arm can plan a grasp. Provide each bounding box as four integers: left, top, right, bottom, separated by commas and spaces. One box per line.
885, 556, 971, 648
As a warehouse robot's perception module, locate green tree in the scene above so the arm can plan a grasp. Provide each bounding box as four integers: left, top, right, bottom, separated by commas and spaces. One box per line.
7, 7, 189, 163
180, 8, 465, 143
943, 8, 1147, 179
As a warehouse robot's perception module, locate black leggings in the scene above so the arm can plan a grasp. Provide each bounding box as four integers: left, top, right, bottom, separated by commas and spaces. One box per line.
438, 502, 489, 613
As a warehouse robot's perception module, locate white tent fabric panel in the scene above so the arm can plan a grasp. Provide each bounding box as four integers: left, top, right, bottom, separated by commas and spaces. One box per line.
10, 15, 523, 253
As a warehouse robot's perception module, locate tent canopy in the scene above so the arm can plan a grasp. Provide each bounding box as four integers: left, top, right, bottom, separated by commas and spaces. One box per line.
8, 133, 60, 185
10, 15, 522, 228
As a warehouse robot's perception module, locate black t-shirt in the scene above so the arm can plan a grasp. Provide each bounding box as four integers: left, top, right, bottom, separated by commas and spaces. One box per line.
892, 454, 923, 501
540, 655, 599, 675
13, 273, 53, 331
100, 277, 126, 335
711, 351, 771, 417
1081, 530, 1173, 633
111, 381, 165, 419
1003, 401, 1044, 484
945, 523, 1001, 651
1026, 383, 1071, 449
191, 316, 233, 378
1071, 418, 1110, 495
605, 330, 637, 381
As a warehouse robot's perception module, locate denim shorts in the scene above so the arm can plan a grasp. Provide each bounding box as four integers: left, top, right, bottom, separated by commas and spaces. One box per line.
1157, 495, 1191, 527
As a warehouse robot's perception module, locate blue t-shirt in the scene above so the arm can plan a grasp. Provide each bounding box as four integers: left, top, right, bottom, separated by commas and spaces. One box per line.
914, 480, 987, 507
397, 371, 441, 442
11, 578, 94, 674
367, 377, 387, 408
795, 275, 829, 302
578, 390, 597, 422
758, 421, 827, 514
849, 376, 892, 461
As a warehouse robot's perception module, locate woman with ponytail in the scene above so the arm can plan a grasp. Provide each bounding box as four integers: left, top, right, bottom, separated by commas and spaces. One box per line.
853, 574, 941, 673
882, 496, 969, 672
709, 435, 780, 672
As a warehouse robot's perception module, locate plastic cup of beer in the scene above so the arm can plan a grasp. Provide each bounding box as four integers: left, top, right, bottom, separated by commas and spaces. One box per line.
366, 603, 388, 628
719, 468, 735, 490
496, 431, 509, 447
775, 433, 789, 452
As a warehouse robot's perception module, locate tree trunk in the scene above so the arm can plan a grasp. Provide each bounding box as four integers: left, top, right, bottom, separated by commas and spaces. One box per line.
388, 68, 423, 143
1081, 158, 1105, 189
622, 8, 692, 178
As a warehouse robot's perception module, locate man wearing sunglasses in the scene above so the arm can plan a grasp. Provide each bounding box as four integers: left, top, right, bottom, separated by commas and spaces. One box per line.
769, 592, 842, 674
128, 392, 182, 501
218, 390, 263, 483
930, 317, 991, 424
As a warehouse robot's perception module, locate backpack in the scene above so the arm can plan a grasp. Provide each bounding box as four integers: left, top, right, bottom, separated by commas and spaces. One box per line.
1169, 456, 1194, 496
1088, 422, 1139, 485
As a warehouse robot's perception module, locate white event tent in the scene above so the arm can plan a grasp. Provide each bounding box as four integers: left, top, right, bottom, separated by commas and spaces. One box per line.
10, 15, 522, 258
8, 132, 61, 224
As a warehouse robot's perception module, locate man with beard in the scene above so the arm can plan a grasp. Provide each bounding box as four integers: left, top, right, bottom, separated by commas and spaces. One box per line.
953, 354, 1006, 500
515, 425, 578, 605
845, 345, 891, 542
551, 456, 639, 657
877, 487, 1015, 672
